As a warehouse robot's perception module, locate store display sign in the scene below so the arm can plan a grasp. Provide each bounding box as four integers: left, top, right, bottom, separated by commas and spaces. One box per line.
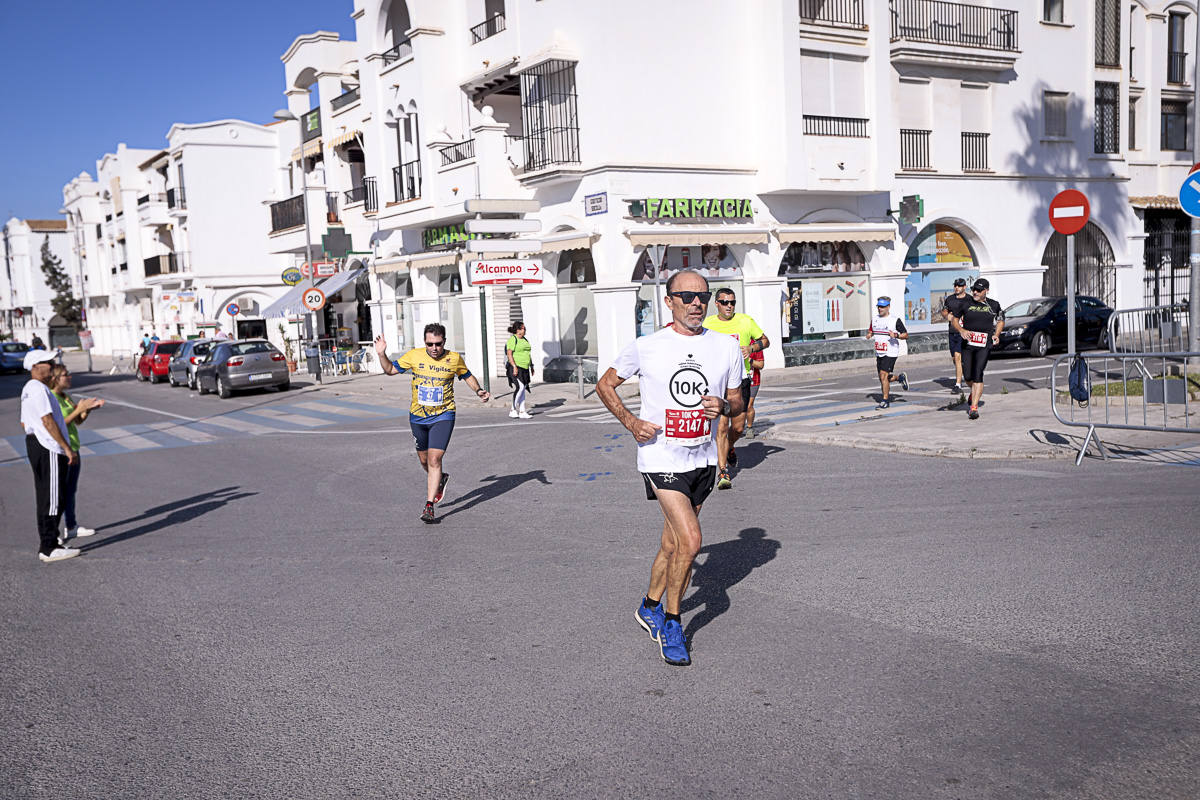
782, 276, 870, 340
903, 224, 975, 268
469, 259, 544, 285
627, 198, 753, 221
177, 290, 197, 302
422, 223, 494, 250
903, 269, 977, 325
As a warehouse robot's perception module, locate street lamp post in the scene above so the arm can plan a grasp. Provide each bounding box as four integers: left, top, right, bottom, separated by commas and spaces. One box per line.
274, 109, 321, 381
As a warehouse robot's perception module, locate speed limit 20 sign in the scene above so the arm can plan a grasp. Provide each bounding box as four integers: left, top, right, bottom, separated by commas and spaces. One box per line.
302, 287, 326, 311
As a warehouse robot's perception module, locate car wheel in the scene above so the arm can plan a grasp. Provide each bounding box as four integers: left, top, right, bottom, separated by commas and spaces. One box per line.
1030, 331, 1050, 359
277, 380, 290, 392
217, 375, 232, 399
149, 372, 160, 384
197, 378, 209, 395
168, 371, 178, 387
1097, 327, 1110, 350
136, 369, 146, 382
188, 373, 197, 391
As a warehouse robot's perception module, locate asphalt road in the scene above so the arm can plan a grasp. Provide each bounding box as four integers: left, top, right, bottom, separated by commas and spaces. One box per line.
1, 363, 1197, 799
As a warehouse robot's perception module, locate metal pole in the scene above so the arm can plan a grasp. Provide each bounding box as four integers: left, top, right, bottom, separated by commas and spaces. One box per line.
1067, 233, 1077, 356
300, 145, 321, 383
1191, 11, 1200, 350
577, 355, 584, 400
647, 245, 665, 329
479, 284, 490, 394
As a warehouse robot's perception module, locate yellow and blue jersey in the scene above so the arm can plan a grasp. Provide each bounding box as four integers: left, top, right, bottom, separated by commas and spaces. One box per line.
394, 348, 472, 420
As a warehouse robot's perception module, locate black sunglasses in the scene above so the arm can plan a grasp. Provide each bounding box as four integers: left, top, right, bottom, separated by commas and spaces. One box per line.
668, 290, 713, 305
715, 299, 736, 306
425, 340, 445, 347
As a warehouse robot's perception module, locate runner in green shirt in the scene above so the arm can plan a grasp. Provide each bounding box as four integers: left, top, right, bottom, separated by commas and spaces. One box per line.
506, 321, 534, 419
702, 287, 769, 489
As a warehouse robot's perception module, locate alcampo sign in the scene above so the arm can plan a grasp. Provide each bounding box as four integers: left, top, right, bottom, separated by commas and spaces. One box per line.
628, 197, 754, 221
422, 223, 495, 250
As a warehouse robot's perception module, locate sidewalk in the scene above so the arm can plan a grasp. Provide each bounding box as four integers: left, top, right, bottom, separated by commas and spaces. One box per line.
766, 387, 1200, 463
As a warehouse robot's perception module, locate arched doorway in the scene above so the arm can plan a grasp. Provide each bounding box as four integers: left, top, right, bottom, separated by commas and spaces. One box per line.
902, 222, 980, 328
1041, 222, 1115, 306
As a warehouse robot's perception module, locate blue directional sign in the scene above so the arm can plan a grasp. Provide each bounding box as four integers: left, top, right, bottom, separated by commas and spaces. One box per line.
1177, 168, 1200, 218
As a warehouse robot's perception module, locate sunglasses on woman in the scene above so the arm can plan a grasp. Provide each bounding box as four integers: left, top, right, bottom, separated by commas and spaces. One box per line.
668, 290, 713, 305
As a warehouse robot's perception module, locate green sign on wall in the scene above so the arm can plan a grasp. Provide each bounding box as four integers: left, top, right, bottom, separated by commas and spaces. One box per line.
422, 223, 494, 250
628, 197, 754, 221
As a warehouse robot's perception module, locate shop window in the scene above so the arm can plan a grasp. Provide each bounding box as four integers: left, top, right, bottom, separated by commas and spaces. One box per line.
778, 241, 866, 274
778, 241, 869, 343
902, 223, 979, 329
632, 245, 744, 337
557, 249, 597, 357
437, 265, 465, 352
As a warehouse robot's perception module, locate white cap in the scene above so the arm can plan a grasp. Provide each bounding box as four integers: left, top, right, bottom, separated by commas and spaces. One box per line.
23, 349, 56, 371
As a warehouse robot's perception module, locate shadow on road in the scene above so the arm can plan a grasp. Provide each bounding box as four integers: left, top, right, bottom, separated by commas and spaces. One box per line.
735, 441, 785, 471
81, 486, 257, 551
1028, 428, 1200, 466
682, 527, 781, 642
438, 470, 552, 518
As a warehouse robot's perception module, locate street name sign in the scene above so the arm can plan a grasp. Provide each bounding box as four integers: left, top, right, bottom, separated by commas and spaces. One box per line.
466, 238, 543, 254
464, 218, 541, 234
302, 287, 326, 311
469, 259, 544, 285
1049, 190, 1090, 235
464, 199, 541, 214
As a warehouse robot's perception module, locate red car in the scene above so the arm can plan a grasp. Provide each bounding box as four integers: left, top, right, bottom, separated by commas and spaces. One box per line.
137, 340, 183, 383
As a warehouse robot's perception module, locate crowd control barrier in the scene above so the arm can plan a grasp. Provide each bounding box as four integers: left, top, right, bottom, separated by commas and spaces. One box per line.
1107, 303, 1189, 354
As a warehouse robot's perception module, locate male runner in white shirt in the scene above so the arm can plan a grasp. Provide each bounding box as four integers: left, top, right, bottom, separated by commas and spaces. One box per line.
597, 269, 744, 666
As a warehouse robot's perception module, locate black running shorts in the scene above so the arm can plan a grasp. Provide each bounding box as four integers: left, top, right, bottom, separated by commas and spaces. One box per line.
961, 343, 990, 383
738, 377, 751, 410
947, 331, 963, 355
876, 355, 898, 374
642, 465, 717, 508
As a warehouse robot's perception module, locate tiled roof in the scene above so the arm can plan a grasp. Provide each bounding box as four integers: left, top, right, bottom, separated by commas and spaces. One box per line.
27, 219, 67, 231
1129, 195, 1181, 209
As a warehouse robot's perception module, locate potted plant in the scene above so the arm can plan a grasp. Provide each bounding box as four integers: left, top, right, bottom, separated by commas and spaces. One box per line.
278, 323, 297, 372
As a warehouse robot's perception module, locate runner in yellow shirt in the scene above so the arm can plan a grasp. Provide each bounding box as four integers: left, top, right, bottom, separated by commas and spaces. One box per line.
374, 323, 491, 523
702, 287, 769, 489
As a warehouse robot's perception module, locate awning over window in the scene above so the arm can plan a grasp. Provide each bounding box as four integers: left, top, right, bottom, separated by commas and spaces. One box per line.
625, 226, 770, 247
407, 251, 459, 269
775, 223, 896, 244
290, 139, 323, 162
371, 256, 409, 275
531, 230, 597, 254
315, 266, 366, 300
329, 130, 362, 149
261, 280, 320, 319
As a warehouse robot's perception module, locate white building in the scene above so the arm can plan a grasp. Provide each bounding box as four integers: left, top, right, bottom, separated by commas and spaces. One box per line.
253, 0, 1194, 381
2, 218, 77, 347
62, 122, 290, 356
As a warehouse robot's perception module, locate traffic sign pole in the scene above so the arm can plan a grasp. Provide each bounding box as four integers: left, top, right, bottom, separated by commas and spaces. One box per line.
1049, 190, 1090, 359
1066, 234, 1076, 357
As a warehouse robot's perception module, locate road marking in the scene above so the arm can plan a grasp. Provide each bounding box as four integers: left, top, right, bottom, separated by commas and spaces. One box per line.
91, 426, 162, 451
85, 396, 202, 422
198, 415, 277, 435
988, 467, 1065, 478
1052, 205, 1085, 219
289, 400, 387, 418
0, 438, 22, 462
144, 421, 217, 443
242, 408, 327, 427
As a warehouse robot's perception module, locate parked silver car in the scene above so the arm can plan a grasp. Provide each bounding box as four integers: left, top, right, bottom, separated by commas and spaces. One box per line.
196, 339, 290, 398
167, 338, 215, 389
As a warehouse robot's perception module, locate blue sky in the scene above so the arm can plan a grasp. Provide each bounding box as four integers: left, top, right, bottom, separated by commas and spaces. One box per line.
1, 0, 356, 221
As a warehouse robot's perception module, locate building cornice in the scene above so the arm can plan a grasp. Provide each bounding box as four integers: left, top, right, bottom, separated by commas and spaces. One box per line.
281, 30, 341, 63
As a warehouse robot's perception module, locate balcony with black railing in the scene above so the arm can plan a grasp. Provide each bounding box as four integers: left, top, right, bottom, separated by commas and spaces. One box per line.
803, 115, 869, 137
330, 86, 360, 111
1169, 51, 1188, 84
471, 13, 506, 43
137, 193, 166, 206
439, 139, 476, 166
326, 192, 339, 223
381, 36, 413, 66
344, 177, 378, 213
961, 131, 989, 171
302, 107, 321, 142
890, 0, 1018, 51
270, 194, 306, 233
167, 187, 186, 210
799, 0, 866, 30
900, 129, 932, 170
143, 253, 179, 278
393, 160, 422, 202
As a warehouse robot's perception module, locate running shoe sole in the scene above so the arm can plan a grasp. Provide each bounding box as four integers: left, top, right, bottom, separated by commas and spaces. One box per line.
434, 473, 450, 504
635, 609, 661, 641
716, 475, 732, 490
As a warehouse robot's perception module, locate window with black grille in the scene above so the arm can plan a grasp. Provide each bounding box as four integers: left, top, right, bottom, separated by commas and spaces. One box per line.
1161, 101, 1189, 151
519, 59, 581, 172
1094, 82, 1119, 153
1095, 0, 1121, 67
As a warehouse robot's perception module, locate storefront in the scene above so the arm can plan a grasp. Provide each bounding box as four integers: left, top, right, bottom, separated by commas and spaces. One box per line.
775, 222, 894, 343
901, 222, 979, 330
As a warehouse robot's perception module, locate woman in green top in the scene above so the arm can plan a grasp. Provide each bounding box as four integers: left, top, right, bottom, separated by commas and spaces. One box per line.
505, 321, 534, 419
49, 364, 105, 540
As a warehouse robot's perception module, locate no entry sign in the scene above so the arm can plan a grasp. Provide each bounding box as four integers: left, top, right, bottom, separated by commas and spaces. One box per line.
1048, 190, 1090, 235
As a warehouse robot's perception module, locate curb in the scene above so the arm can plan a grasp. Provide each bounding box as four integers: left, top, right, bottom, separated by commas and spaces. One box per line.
762, 427, 1072, 460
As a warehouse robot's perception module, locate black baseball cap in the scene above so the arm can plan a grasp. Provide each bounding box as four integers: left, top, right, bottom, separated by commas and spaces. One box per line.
953, 277, 967, 287
971, 278, 990, 291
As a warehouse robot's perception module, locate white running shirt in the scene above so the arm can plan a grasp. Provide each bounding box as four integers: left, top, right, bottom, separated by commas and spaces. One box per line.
870, 314, 907, 358
21, 379, 69, 454
610, 326, 744, 473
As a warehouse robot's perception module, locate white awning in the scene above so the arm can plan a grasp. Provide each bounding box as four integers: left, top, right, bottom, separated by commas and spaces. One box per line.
316, 267, 366, 300
290, 138, 323, 162
531, 230, 597, 254
329, 130, 362, 149
261, 280, 320, 319
775, 223, 896, 245
371, 256, 410, 275
625, 226, 770, 247
407, 251, 459, 269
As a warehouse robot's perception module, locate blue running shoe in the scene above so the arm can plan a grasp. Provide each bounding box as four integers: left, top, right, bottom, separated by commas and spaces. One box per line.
658, 618, 691, 666
635, 599, 665, 641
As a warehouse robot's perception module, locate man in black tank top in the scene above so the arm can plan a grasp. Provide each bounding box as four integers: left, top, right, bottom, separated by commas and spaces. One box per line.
949, 278, 1005, 420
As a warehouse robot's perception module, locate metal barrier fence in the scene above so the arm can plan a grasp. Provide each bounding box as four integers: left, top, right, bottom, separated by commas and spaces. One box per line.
1107, 303, 1189, 353
1050, 351, 1199, 465
110, 350, 134, 375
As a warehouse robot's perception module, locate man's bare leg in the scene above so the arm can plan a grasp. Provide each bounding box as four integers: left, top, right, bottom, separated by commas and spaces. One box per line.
651, 490, 703, 615
953, 352, 964, 388
417, 449, 444, 503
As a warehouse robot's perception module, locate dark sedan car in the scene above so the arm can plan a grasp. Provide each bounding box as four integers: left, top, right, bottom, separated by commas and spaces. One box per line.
995, 295, 1114, 357
196, 339, 290, 398
167, 338, 214, 389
